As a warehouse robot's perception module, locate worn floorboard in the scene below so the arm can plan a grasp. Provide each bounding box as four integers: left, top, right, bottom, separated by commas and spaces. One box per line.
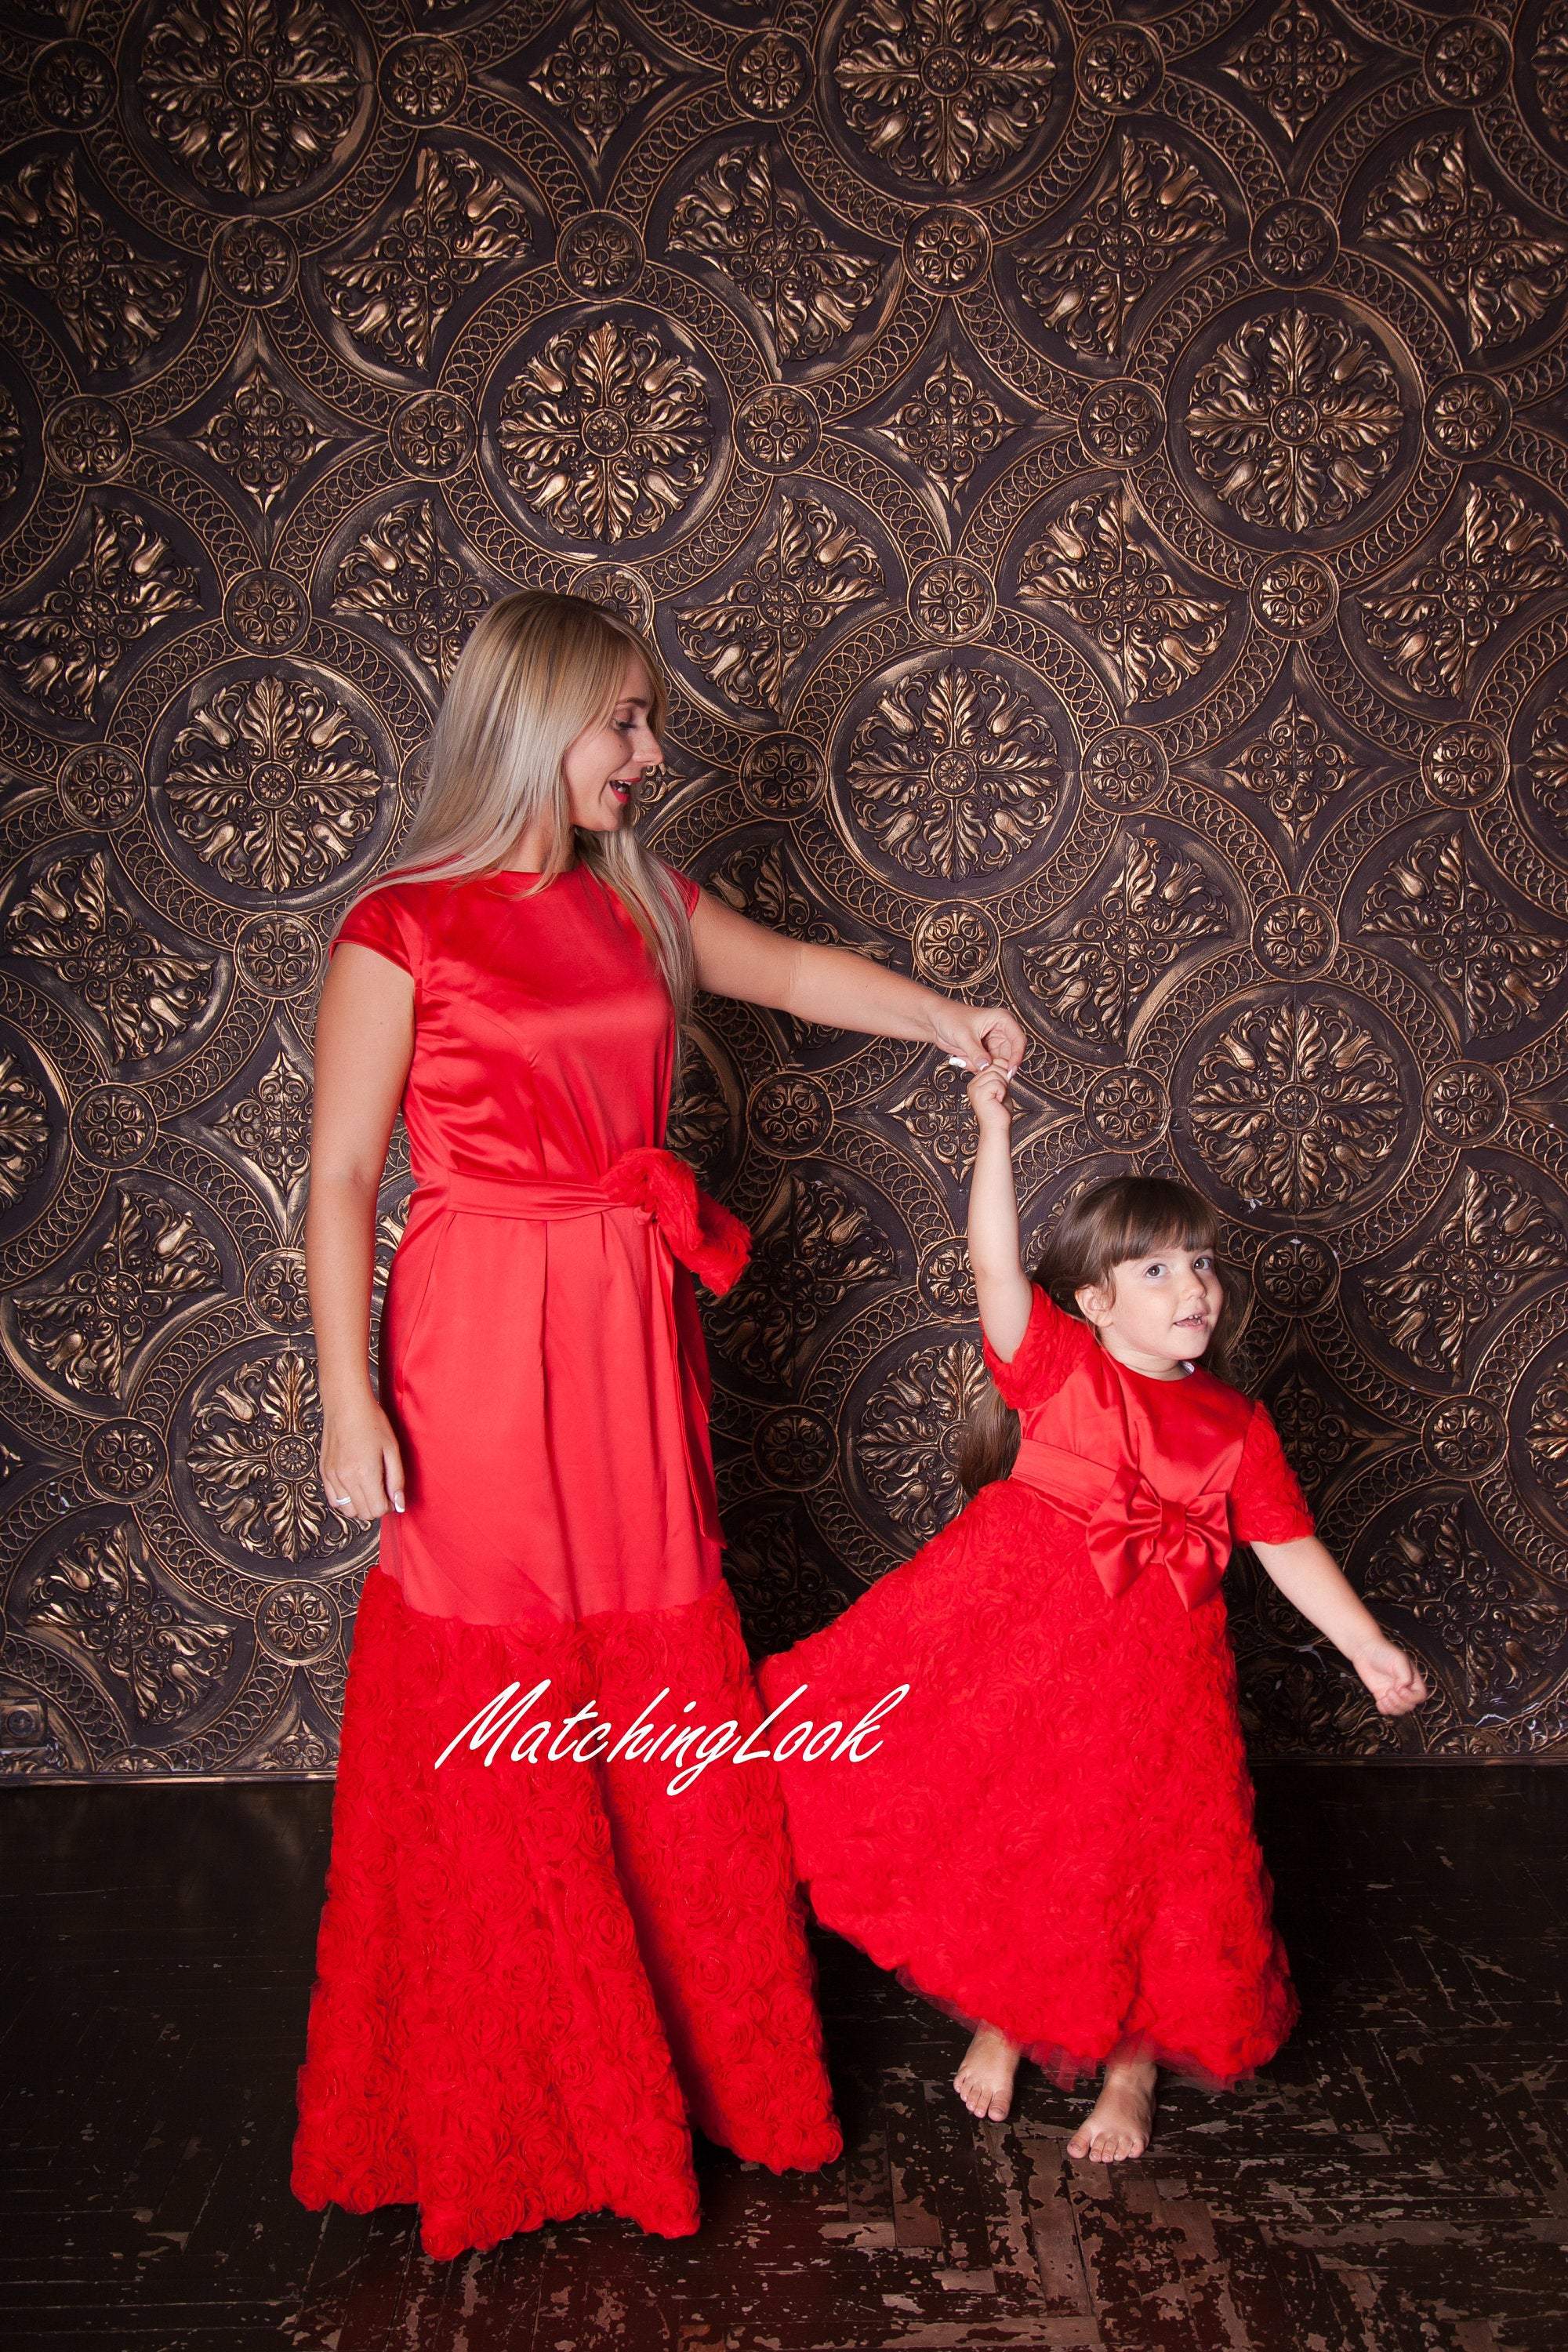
2, 1766, 1564, 2350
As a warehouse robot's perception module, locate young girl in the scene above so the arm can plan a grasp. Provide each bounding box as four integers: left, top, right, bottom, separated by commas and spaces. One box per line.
757, 1063, 1427, 2163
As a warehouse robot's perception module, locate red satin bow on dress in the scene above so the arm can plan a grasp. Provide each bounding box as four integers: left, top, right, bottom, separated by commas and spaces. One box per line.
1009, 1436, 1232, 1610
412, 1145, 752, 1297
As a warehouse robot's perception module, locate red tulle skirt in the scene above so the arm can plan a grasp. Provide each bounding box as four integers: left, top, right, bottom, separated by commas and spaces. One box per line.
756, 1477, 1298, 2090
292, 1567, 841, 2259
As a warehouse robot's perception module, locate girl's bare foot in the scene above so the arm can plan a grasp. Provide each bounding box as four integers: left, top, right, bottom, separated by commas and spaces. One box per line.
1065, 2058, 1157, 2161
954, 2024, 1021, 2122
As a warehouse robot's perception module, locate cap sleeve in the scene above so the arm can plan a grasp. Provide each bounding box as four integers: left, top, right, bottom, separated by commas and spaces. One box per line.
981, 1282, 1093, 1410
660, 861, 701, 917
1229, 1400, 1316, 1544
328, 884, 423, 982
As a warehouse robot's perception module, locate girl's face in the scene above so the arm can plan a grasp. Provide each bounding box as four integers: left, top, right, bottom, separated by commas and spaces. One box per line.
561, 652, 663, 833
1075, 1244, 1224, 1377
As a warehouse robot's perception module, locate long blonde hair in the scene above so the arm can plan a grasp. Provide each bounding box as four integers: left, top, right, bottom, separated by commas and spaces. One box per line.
346, 590, 695, 1018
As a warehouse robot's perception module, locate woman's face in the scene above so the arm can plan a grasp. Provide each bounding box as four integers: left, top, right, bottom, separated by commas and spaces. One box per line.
561, 652, 664, 833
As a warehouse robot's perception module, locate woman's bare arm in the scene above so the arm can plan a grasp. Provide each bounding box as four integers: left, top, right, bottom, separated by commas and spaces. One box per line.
688, 885, 1026, 1071
307, 944, 416, 1513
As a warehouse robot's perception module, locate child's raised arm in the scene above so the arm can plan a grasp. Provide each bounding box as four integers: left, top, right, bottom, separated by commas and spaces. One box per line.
965, 1065, 1034, 1360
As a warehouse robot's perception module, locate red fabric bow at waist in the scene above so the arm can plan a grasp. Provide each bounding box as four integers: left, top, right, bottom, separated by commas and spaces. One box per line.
412, 1147, 751, 1297
1008, 1435, 1232, 1610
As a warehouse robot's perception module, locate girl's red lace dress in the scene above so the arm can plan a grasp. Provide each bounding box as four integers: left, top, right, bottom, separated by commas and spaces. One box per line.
757, 1283, 1316, 2089
292, 862, 840, 2259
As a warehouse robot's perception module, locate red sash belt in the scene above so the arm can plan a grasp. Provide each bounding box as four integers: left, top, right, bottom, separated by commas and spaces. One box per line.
412, 1146, 751, 1296
1009, 1435, 1232, 1610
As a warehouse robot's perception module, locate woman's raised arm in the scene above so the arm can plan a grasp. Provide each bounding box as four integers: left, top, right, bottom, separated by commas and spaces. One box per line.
687, 884, 1025, 1073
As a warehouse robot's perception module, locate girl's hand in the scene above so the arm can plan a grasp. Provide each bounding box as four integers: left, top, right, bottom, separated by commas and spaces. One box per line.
320, 1390, 407, 1519
966, 1063, 1013, 1135
1350, 1636, 1428, 1715
932, 1000, 1025, 1075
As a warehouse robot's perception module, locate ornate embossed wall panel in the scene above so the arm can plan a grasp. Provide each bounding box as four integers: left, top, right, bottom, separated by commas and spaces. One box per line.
0, 0, 1565, 1778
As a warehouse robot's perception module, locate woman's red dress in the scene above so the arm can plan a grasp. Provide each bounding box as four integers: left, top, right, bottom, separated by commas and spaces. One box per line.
292, 861, 840, 2259
756, 1283, 1317, 2089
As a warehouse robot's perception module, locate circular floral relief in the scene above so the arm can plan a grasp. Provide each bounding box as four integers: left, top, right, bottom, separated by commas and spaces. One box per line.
1525, 1355, 1568, 1512
1425, 719, 1508, 807
58, 745, 145, 829
1075, 25, 1163, 110
1424, 374, 1512, 458
379, 34, 465, 122
389, 390, 476, 478
1249, 198, 1339, 285
840, 656, 1064, 883
735, 385, 821, 472
908, 557, 996, 642
1078, 379, 1164, 465
82, 1417, 166, 1498
492, 315, 715, 547
1423, 1396, 1507, 1477
223, 568, 309, 652
256, 1579, 339, 1662
1424, 17, 1512, 103
917, 1234, 975, 1314
1183, 306, 1405, 535
136, 0, 367, 202
742, 730, 827, 815
556, 212, 644, 297
43, 397, 131, 484
1083, 1066, 1170, 1149
753, 1404, 836, 1488
1252, 1231, 1339, 1312
749, 1073, 833, 1154
70, 1083, 157, 1167
31, 42, 116, 129
913, 900, 999, 984
728, 28, 813, 118
1254, 895, 1338, 976
1250, 554, 1338, 637
210, 218, 299, 307
831, 0, 1059, 191
1181, 993, 1410, 1216
1422, 1061, 1508, 1142
1083, 726, 1167, 810
903, 205, 993, 289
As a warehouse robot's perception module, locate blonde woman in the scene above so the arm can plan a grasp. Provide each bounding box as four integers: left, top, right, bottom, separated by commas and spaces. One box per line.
292, 590, 1025, 2259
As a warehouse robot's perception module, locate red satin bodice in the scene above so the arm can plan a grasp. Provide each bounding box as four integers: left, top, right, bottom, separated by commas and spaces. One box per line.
325, 862, 739, 1627
983, 1284, 1315, 1609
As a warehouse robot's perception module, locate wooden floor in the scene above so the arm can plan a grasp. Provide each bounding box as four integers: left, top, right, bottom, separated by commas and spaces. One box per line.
2, 1766, 1566, 2351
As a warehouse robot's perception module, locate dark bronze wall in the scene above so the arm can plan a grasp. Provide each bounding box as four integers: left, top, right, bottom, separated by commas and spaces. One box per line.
0, 0, 1565, 1777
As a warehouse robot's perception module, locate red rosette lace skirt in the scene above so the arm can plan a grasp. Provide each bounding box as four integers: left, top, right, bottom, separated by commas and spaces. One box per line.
292, 1567, 841, 2259
757, 1477, 1298, 2091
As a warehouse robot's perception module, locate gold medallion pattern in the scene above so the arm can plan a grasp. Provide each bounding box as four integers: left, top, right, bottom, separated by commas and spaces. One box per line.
1, 0, 1566, 1776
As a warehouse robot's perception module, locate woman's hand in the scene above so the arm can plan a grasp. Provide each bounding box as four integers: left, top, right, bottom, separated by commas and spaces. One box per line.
966, 1063, 1014, 1137
320, 1390, 408, 1520
1350, 1636, 1428, 1716
932, 1000, 1026, 1074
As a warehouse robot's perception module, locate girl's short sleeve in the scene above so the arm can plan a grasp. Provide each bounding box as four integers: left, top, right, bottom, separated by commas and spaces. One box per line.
662, 862, 701, 917
328, 886, 423, 982
981, 1283, 1093, 1410
1229, 1400, 1316, 1544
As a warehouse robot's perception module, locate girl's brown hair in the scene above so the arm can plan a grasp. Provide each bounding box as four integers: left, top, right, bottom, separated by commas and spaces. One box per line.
341, 590, 695, 1018
953, 1174, 1240, 1499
